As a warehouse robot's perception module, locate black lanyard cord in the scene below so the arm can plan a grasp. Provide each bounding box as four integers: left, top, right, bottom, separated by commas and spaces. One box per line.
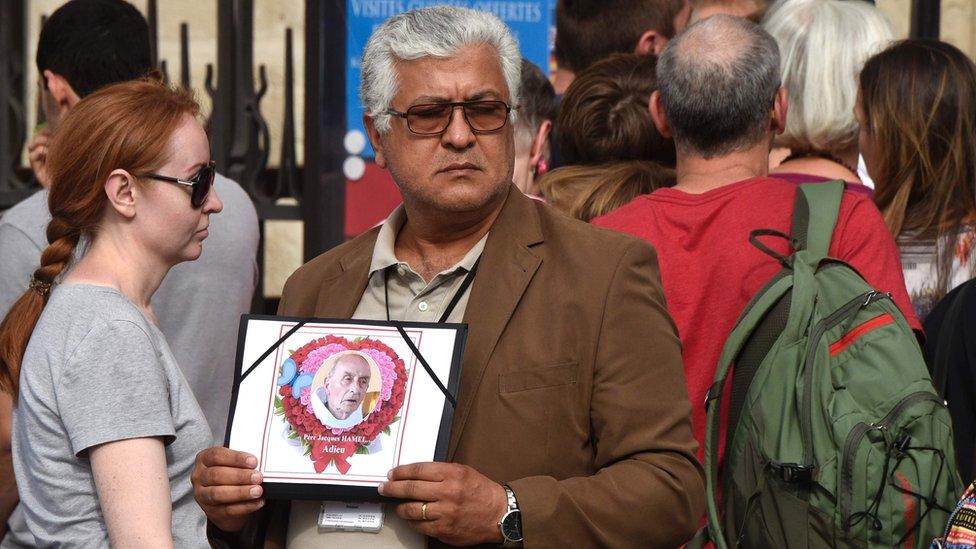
384, 257, 481, 323
240, 260, 478, 398
383, 258, 480, 408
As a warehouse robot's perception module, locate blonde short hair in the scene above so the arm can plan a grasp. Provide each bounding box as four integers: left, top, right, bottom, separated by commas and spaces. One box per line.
764, 0, 893, 153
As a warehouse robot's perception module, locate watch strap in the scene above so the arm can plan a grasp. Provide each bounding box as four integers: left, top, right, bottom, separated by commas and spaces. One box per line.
504, 485, 518, 512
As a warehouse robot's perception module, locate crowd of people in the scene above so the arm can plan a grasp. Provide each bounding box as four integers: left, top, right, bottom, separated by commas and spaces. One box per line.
1, 0, 975, 547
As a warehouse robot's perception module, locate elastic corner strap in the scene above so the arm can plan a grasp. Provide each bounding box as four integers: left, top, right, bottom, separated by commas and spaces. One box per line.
790, 181, 845, 262
394, 323, 457, 409
240, 319, 310, 381
240, 318, 457, 410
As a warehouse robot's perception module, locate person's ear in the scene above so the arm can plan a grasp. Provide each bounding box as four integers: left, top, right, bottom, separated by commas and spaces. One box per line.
364, 115, 388, 169
649, 91, 673, 139
42, 70, 81, 115
529, 119, 553, 167
772, 87, 788, 135
634, 29, 669, 56
104, 169, 137, 219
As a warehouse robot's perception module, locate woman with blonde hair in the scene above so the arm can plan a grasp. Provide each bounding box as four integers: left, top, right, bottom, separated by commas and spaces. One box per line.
540, 53, 675, 220
857, 40, 976, 320
540, 161, 674, 222
764, 0, 892, 192
0, 79, 221, 546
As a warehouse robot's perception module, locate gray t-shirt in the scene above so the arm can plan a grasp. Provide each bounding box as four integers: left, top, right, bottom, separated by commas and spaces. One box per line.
10, 284, 212, 548
0, 174, 258, 440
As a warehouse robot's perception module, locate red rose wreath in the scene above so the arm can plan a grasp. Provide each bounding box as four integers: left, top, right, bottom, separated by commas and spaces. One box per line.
274, 335, 408, 474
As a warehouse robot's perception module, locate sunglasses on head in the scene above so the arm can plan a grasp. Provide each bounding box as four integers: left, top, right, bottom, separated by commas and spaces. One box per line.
143, 161, 216, 209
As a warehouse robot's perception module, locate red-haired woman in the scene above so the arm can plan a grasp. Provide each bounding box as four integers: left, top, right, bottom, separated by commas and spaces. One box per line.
0, 79, 221, 547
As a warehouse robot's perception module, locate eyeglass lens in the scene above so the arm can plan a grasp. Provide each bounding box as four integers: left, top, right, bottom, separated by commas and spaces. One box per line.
191, 163, 215, 208
406, 101, 509, 134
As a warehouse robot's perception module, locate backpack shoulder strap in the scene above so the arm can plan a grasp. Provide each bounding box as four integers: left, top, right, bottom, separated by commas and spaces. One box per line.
790, 181, 845, 264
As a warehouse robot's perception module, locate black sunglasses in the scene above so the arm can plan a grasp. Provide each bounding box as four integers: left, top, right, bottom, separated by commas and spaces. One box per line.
143, 161, 216, 209
385, 100, 516, 135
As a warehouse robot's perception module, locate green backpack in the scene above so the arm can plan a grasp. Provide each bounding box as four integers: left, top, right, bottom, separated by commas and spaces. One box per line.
702, 182, 964, 548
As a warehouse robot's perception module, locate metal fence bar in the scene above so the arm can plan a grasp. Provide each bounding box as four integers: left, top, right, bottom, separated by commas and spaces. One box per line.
275, 27, 300, 202
911, 0, 941, 39
208, 0, 270, 195
303, 0, 347, 259
148, 0, 159, 67
180, 22, 191, 89
0, 0, 31, 210
35, 16, 45, 130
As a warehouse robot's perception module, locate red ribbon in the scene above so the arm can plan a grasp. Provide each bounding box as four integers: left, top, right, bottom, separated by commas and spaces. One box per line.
311, 440, 358, 475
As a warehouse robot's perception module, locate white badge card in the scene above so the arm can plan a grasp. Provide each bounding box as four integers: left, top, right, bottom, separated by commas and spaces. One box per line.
226, 315, 466, 502
318, 501, 384, 533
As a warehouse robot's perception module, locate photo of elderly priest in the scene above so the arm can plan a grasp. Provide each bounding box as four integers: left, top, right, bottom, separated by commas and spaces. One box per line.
310, 352, 380, 429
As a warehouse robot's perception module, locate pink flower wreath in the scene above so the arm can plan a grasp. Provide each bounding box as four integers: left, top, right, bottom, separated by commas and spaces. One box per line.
274, 335, 407, 474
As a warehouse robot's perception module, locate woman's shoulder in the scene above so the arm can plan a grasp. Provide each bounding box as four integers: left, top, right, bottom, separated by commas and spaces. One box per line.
47, 284, 147, 322
33, 284, 157, 354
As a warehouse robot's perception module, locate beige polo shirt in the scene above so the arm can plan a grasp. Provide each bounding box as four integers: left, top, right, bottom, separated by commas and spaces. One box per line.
287, 205, 486, 548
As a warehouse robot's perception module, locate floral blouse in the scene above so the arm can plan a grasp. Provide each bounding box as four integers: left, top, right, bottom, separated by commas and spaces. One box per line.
899, 228, 976, 321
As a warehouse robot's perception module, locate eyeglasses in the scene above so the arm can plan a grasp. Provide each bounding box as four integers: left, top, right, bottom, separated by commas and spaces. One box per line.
143, 161, 216, 209
385, 100, 516, 135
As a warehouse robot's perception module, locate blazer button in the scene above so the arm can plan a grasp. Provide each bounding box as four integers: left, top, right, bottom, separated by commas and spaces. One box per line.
418, 301, 429, 312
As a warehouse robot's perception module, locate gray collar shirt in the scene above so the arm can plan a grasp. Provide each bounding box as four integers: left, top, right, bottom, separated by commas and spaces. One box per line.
352, 205, 487, 324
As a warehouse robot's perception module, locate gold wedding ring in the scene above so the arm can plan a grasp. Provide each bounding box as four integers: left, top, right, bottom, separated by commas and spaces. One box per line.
421, 502, 429, 521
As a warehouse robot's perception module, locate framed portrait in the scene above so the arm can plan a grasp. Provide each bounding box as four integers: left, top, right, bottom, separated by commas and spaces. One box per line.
225, 315, 467, 502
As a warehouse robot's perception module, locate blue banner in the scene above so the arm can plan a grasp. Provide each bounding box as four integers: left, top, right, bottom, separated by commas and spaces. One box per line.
345, 0, 556, 158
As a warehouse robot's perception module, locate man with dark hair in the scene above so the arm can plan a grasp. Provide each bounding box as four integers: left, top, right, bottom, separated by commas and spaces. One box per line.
593, 15, 920, 472
29, 0, 152, 186
0, 1, 259, 545
553, 0, 691, 93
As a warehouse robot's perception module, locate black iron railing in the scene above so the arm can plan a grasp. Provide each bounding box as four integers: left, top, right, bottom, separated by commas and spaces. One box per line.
3, 0, 944, 296
0, 0, 30, 209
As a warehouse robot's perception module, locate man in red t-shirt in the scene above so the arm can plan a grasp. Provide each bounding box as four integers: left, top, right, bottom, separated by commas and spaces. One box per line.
593, 15, 920, 464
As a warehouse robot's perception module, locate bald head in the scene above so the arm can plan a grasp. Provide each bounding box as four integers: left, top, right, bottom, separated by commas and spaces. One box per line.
324, 354, 372, 420
656, 14, 780, 157
333, 353, 370, 376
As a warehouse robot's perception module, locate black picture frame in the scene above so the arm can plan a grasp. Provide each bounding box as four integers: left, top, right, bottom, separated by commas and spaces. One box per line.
225, 314, 467, 502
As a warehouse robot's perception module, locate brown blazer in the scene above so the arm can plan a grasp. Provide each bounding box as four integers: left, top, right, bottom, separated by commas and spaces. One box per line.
267, 187, 704, 547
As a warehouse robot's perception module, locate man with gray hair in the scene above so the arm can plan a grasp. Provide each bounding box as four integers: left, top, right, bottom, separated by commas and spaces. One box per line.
192, 5, 704, 548
594, 15, 919, 468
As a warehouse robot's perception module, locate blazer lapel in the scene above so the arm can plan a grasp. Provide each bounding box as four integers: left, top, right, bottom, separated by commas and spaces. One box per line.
448, 188, 544, 459
313, 231, 377, 318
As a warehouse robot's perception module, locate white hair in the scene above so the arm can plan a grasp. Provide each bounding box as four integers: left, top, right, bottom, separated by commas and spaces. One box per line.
764, 0, 893, 152
360, 6, 522, 134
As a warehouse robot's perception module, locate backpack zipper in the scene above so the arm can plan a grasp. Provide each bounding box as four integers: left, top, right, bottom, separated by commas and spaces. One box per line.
840, 421, 872, 530
829, 313, 895, 357
800, 291, 889, 467
839, 391, 944, 532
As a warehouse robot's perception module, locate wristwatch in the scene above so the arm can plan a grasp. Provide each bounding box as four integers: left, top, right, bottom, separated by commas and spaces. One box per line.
497, 484, 523, 547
